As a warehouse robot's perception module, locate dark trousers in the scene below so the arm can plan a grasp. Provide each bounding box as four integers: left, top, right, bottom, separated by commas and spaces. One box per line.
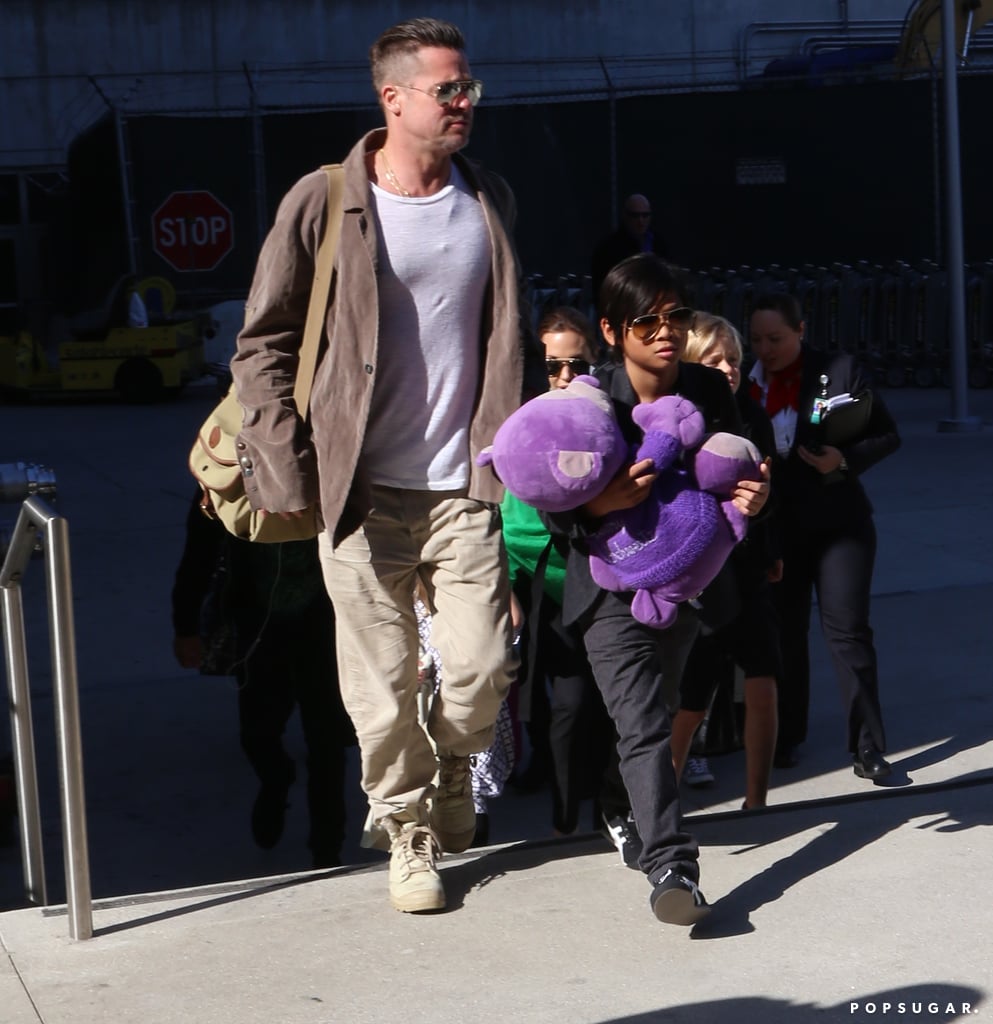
522, 580, 627, 834
236, 598, 353, 861
545, 614, 627, 833
581, 594, 699, 884
773, 515, 886, 754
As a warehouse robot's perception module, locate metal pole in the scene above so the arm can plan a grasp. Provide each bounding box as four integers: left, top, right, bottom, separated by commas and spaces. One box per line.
114, 108, 138, 277
42, 514, 93, 940
1, 577, 48, 906
598, 57, 618, 229
930, 70, 943, 260
243, 62, 269, 252
939, 0, 981, 432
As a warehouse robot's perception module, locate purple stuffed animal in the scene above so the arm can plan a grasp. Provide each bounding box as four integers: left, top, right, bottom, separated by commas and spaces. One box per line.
478, 377, 762, 629
477, 376, 628, 512
588, 395, 762, 628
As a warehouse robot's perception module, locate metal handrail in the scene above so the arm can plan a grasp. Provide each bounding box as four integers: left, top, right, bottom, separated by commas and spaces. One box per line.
0, 496, 92, 940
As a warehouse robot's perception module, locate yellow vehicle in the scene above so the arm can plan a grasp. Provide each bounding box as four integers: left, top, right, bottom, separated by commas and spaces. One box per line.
0, 276, 210, 402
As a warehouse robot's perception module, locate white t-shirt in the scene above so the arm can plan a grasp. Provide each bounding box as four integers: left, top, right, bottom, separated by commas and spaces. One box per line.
362, 163, 492, 489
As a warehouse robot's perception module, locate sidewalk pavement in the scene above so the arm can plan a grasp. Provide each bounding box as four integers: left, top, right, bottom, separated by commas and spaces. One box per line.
1, 384, 992, 1023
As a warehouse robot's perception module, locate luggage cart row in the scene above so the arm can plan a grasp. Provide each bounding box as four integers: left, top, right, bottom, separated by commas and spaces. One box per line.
524, 273, 596, 336
686, 260, 993, 389
523, 261, 993, 388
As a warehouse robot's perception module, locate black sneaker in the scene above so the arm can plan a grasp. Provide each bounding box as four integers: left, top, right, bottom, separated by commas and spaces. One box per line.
650, 869, 711, 926
601, 812, 643, 870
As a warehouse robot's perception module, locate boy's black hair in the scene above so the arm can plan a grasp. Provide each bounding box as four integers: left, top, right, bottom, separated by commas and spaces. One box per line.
599, 254, 689, 362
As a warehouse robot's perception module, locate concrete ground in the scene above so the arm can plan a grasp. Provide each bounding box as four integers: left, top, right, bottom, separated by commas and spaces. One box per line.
1, 383, 991, 1023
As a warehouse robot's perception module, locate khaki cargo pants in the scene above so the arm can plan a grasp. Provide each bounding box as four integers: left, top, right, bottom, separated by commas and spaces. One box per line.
318, 487, 517, 827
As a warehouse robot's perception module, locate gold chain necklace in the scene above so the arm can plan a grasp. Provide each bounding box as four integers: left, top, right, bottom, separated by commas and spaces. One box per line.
379, 149, 411, 197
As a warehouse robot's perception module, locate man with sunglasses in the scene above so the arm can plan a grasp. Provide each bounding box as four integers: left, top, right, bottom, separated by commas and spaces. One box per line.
231, 17, 538, 914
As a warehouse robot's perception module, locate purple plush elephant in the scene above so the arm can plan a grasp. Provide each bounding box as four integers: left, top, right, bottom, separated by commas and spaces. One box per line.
588, 394, 762, 628
478, 376, 763, 629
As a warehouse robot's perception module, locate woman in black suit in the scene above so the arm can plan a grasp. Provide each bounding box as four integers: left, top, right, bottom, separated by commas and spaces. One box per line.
746, 293, 901, 781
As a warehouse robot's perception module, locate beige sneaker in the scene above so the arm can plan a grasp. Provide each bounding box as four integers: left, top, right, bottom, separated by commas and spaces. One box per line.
385, 820, 445, 913
429, 754, 476, 853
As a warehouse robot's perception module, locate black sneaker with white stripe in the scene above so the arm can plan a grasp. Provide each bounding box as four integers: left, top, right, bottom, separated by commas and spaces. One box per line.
601, 811, 643, 870
650, 869, 711, 925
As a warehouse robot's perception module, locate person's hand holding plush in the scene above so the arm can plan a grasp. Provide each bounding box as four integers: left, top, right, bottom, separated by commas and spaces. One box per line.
478, 377, 762, 628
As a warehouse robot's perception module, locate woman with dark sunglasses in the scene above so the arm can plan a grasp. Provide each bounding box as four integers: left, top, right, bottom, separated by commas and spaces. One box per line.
541, 305, 598, 389
543, 254, 770, 927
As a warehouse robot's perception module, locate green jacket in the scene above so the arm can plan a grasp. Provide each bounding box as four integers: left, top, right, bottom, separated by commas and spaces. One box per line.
500, 491, 566, 606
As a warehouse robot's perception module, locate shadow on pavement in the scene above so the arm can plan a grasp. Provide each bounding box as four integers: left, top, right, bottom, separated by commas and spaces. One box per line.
690, 774, 993, 939
590, 984, 983, 1023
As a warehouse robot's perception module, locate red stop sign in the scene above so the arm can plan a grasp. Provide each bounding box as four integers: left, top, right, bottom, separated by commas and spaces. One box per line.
152, 191, 234, 273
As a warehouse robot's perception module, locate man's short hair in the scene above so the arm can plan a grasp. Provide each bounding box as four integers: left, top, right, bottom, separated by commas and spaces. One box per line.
369, 18, 467, 94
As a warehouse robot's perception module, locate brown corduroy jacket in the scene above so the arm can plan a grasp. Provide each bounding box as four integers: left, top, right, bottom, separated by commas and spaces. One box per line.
231, 128, 532, 545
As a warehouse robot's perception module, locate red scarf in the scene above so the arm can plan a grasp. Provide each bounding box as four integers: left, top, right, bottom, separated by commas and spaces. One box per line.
752, 356, 803, 417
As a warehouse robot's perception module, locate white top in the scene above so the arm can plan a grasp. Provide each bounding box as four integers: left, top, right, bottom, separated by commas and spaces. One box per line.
362, 162, 492, 489
748, 361, 797, 456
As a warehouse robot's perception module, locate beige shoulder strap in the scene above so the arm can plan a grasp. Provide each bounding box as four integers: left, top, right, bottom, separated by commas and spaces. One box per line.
292, 163, 345, 416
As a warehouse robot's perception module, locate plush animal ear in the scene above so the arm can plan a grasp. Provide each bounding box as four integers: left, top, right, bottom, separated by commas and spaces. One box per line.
549, 450, 611, 499
632, 395, 705, 449
520, 450, 611, 513
555, 450, 597, 479
690, 433, 762, 496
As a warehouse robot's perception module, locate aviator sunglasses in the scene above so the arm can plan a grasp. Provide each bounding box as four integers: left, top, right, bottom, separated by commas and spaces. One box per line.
399, 79, 484, 106
628, 307, 695, 341
546, 357, 593, 377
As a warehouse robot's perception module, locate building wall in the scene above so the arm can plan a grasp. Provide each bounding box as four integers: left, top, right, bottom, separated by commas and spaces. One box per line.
59, 72, 993, 306
5, 0, 991, 326
2, 0, 914, 168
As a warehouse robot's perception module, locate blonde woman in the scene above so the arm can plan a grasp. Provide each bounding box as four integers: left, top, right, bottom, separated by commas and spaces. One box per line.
671, 312, 781, 809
